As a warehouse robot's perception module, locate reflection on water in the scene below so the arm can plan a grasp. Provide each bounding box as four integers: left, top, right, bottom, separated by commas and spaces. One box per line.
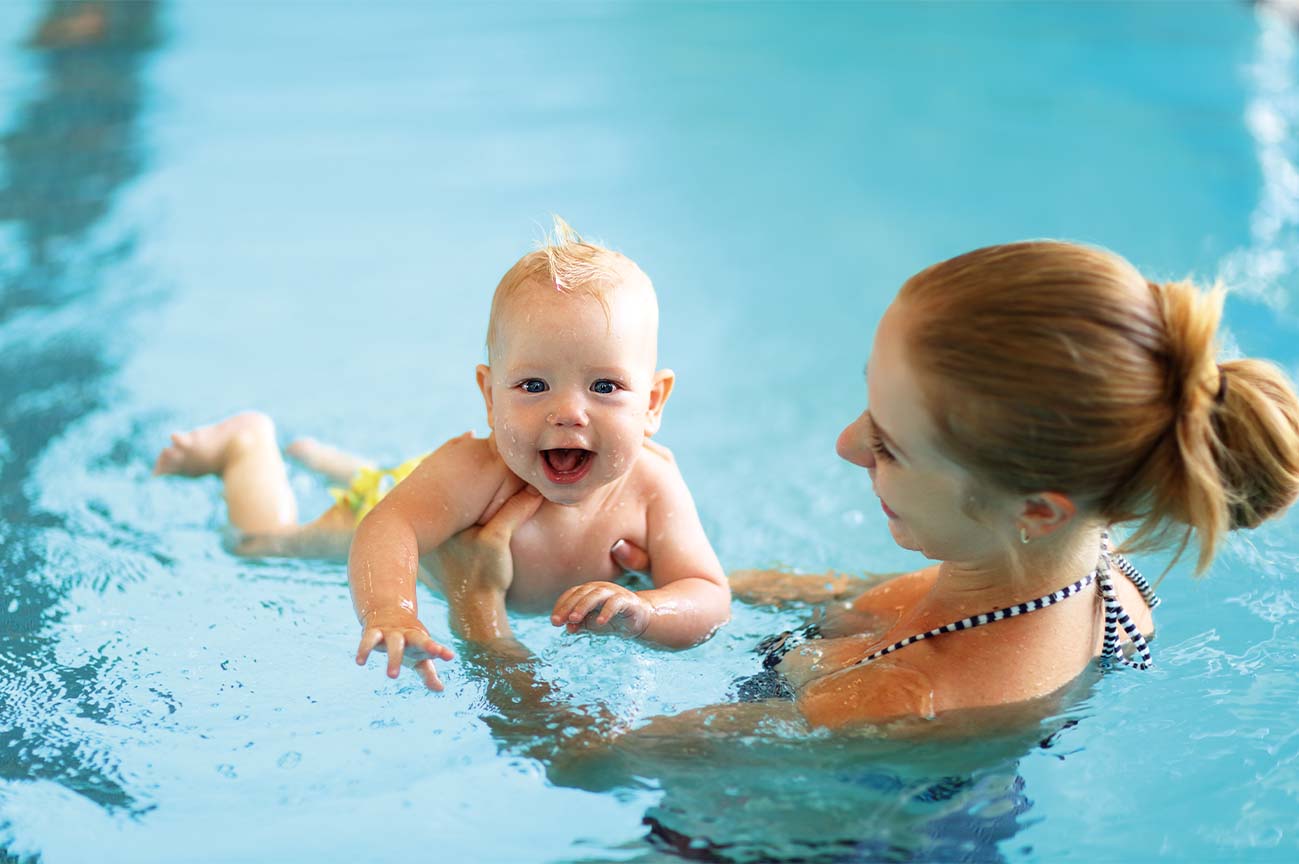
0, 0, 160, 812
0, 3, 1294, 862
475, 656, 1102, 864
587, 721, 1074, 864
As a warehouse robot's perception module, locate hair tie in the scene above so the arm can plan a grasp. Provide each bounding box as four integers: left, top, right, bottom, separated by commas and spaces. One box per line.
1215, 365, 1228, 405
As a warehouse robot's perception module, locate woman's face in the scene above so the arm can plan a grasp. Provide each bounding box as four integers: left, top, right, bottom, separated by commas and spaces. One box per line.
836, 301, 1016, 563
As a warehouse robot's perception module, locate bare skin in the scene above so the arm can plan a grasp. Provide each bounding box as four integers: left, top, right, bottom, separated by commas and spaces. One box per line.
441, 486, 1155, 741
346, 280, 731, 690
154, 411, 302, 534
432, 296, 1164, 734
285, 437, 373, 484
153, 411, 360, 558
154, 281, 731, 692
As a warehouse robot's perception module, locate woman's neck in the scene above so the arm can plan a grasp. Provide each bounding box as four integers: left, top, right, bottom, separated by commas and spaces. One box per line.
929, 522, 1106, 613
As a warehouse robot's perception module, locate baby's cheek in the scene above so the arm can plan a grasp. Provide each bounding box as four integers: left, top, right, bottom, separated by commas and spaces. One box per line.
494, 424, 535, 475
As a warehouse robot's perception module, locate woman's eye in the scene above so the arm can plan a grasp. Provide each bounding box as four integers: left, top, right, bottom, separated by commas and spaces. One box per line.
864, 412, 895, 463
869, 434, 896, 463
520, 379, 548, 394
591, 380, 619, 395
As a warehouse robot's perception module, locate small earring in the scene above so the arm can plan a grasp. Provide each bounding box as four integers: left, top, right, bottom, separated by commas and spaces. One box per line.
1019, 526, 1030, 545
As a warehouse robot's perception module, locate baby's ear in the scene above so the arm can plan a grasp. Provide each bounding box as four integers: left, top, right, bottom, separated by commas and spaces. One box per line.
645, 369, 676, 437
476, 364, 495, 427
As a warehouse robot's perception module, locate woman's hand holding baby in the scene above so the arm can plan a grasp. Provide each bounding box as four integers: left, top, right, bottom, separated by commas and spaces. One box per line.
434, 486, 544, 655
551, 582, 653, 637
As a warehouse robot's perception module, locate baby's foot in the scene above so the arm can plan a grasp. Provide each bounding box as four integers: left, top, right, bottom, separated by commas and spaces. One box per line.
153, 412, 276, 477
285, 437, 372, 483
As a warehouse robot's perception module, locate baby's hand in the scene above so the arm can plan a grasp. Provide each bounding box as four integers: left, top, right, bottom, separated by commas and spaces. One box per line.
551, 582, 653, 638
356, 613, 455, 691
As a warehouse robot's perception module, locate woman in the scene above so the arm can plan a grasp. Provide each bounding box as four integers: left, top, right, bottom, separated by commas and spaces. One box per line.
432, 240, 1299, 733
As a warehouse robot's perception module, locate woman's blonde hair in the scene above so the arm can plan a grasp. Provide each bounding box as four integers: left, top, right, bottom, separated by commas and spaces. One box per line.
486, 216, 650, 360
898, 241, 1299, 573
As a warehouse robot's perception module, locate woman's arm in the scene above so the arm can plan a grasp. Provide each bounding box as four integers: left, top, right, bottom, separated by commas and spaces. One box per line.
609, 541, 890, 609
728, 568, 889, 607
433, 489, 623, 763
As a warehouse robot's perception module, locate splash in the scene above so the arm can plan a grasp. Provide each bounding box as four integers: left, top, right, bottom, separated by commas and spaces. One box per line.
1220, 10, 1299, 308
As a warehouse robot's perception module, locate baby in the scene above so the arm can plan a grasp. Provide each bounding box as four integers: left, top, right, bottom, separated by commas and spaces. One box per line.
155, 219, 730, 690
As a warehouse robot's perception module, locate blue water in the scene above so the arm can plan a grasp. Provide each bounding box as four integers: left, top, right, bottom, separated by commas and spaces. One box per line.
2, 1, 1297, 861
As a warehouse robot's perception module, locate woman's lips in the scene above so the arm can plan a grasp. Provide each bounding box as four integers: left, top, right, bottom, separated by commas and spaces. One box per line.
881, 499, 899, 519
541, 449, 595, 485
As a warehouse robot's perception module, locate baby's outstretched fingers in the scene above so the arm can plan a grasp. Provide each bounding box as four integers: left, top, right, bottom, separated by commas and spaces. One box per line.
384, 632, 406, 678
356, 628, 386, 666
405, 633, 455, 663
413, 658, 445, 692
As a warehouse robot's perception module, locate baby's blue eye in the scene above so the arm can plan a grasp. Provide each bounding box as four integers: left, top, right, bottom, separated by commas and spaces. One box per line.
520, 379, 548, 394
591, 380, 619, 395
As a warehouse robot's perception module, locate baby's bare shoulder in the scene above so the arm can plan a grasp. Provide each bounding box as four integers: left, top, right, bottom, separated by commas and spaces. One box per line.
629, 439, 691, 497
400, 433, 512, 517
430, 430, 493, 461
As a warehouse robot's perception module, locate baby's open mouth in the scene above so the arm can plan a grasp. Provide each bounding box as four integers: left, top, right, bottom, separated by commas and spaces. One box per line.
541, 448, 595, 485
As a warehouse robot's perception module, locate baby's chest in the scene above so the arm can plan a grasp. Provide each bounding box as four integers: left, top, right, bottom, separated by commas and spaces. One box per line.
505, 508, 648, 612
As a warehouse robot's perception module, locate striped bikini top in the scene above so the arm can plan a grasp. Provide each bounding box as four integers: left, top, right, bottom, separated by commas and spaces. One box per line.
758, 531, 1160, 672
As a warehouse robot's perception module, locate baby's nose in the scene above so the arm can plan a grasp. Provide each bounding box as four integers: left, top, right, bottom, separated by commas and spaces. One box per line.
547, 399, 589, 427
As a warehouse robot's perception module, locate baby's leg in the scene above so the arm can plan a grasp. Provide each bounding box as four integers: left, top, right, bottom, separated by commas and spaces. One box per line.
234, 502, 356, 559
155, 412, 368, 559
154, 411, 300, 535
285, 436, 374, 484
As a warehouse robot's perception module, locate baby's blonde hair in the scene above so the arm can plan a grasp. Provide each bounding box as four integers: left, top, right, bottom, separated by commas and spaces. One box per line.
898, 241, 1299, 574
486, 217, 652, 360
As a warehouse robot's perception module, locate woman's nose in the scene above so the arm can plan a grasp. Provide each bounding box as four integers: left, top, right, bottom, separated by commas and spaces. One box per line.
836, 413, 875, 469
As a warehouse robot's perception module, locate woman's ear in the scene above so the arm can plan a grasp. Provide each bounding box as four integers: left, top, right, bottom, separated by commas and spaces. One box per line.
645, 369, 676, 436
476, 364, 494, 427
1017, 491, 1077, 542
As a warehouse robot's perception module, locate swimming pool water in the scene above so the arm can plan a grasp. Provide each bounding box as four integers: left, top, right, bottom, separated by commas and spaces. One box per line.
2, 1, 1297, 861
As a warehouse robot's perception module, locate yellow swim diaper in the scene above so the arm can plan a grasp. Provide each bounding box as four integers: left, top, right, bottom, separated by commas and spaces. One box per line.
330, 453, 429, 522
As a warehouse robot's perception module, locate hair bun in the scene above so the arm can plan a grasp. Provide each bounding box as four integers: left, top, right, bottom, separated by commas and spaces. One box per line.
1212, 358, 1299, 530
1149, 279, 1223, 421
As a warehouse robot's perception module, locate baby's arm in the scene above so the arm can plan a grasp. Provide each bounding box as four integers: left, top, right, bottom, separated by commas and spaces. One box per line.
552, 450, 730, 648
349, 435, 510, 688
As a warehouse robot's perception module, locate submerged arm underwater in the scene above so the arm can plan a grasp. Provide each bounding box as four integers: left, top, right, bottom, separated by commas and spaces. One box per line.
433, 490, 817, 786
434, 490, 1091, 792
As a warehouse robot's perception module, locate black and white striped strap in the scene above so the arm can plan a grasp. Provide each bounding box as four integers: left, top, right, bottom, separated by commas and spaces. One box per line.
855, 569, 1099, 666
1099, 533, 1155, 670
1113, 553, 1161, 610
853, 530, 1158, 670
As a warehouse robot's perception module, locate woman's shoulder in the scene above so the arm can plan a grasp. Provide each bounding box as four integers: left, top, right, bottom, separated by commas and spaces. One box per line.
795, 620, 1087, 730
796, 656, 937, 729
846, 566, 939, 616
